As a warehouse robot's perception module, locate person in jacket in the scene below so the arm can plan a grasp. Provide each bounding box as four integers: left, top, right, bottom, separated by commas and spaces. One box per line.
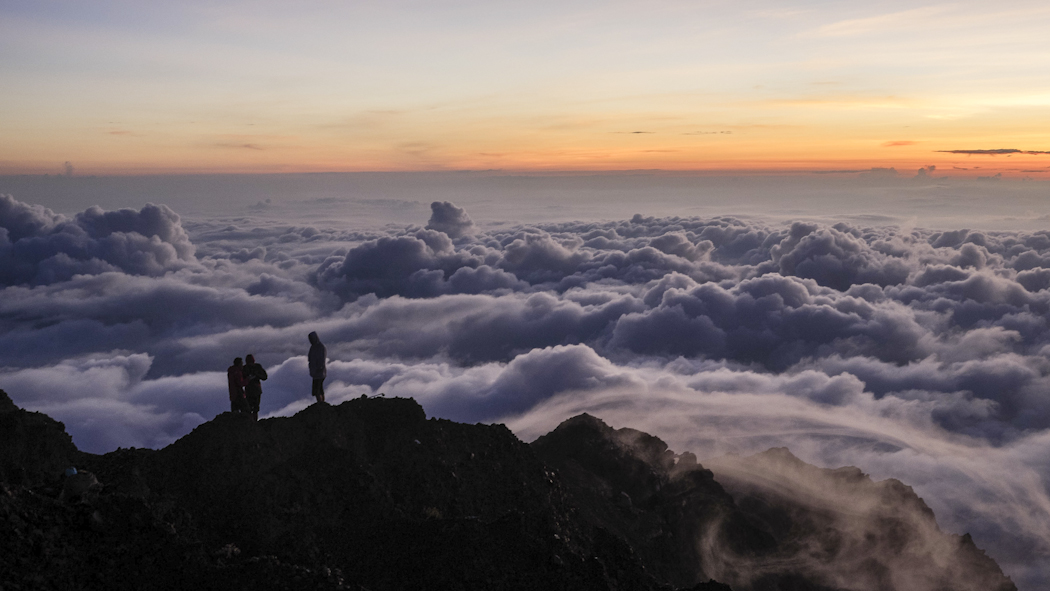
308, 331, 327, 404
243, 354, 268, 420
227, 357, 248, 413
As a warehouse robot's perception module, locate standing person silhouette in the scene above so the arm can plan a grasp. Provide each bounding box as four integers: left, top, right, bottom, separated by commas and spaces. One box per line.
226, 357, 248, 413
308, 331, 327, 404
243, 354, 267, 420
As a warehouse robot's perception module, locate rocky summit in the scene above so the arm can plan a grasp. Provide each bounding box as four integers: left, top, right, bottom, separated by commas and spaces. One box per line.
0, 389, 1016, 591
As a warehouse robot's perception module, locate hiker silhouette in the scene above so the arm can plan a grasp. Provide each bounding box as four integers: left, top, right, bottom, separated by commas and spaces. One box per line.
308, 332, 327, 404
243, 354, 268, 420
226, 357, 248, 413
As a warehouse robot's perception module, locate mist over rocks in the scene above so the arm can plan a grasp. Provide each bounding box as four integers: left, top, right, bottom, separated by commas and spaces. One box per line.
531, 412, 772, 588
1, 193, 1049, 586
0, 392, 1015, 591
704, 448, 1014, 591
533, 413, 1014, 591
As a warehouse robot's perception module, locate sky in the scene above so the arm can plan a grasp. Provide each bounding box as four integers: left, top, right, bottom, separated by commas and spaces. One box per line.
2, 1, 1050, 588
2, 0, 1050, 175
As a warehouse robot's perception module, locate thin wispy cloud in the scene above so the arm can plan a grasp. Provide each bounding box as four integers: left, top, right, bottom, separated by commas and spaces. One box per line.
938, 148, 1050, 155
217, 143, 264, 150
762, 95, 916, 110
812, 5, 954, 38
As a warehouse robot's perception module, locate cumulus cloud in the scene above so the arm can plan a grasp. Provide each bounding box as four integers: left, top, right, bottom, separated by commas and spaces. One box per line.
5, 195, 1050, 587
425, 200, 476, 238
0, 195, 195, 285
0, 272, 319, 377
314, 229, 480, 299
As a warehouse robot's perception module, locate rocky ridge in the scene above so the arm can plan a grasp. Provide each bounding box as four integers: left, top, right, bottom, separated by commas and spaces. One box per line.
0, 389, 1015, 591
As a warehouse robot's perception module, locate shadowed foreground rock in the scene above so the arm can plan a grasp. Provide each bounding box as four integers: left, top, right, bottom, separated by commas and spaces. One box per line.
0, 389, 1016, 591
704, 448, 1016, 591
533, 414, 1016, 591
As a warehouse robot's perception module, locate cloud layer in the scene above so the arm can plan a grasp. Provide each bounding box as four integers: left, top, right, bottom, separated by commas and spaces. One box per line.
0, 195, 195, 285
1, 193, 1048, 588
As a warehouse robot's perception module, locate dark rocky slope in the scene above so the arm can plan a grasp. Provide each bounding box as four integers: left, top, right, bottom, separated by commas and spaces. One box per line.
0, 389, 1015, 591
534, 413, 1016, 591
704, 448, 1015, 591
531, 414, 775, 588
0, 390, 78, 488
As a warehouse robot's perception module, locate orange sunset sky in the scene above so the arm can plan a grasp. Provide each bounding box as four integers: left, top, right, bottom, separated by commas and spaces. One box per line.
2, 1, 1049, 177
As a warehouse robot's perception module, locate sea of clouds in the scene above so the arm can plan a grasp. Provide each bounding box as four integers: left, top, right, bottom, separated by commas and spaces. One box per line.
1, 178, 1048, 587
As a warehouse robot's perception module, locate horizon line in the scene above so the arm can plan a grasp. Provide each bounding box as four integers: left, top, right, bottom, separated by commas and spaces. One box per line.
1, 166, 1044, 180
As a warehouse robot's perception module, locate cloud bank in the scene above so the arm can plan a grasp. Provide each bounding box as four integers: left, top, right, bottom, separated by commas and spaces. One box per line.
1, 193, 1048, 587
0, 195, 194, 285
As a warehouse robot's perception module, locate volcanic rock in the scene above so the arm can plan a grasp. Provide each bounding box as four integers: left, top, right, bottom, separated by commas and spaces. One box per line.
0, 390, 1018, 591
703, 447, 1017, 591
0, 389, 79, 487
531, 414, 1016, 591
531, 413, 775, 588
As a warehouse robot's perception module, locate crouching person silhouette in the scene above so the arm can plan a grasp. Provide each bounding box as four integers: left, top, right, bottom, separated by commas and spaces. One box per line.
227, 357, 248, 413
243, 354, 268, 420
308, 331, 327, 404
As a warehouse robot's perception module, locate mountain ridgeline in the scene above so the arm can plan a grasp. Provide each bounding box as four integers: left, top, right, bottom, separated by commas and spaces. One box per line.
0, 389, 1015, 591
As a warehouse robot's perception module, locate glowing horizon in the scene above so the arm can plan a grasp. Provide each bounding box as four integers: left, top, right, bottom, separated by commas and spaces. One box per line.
2, 1, 1049, 177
